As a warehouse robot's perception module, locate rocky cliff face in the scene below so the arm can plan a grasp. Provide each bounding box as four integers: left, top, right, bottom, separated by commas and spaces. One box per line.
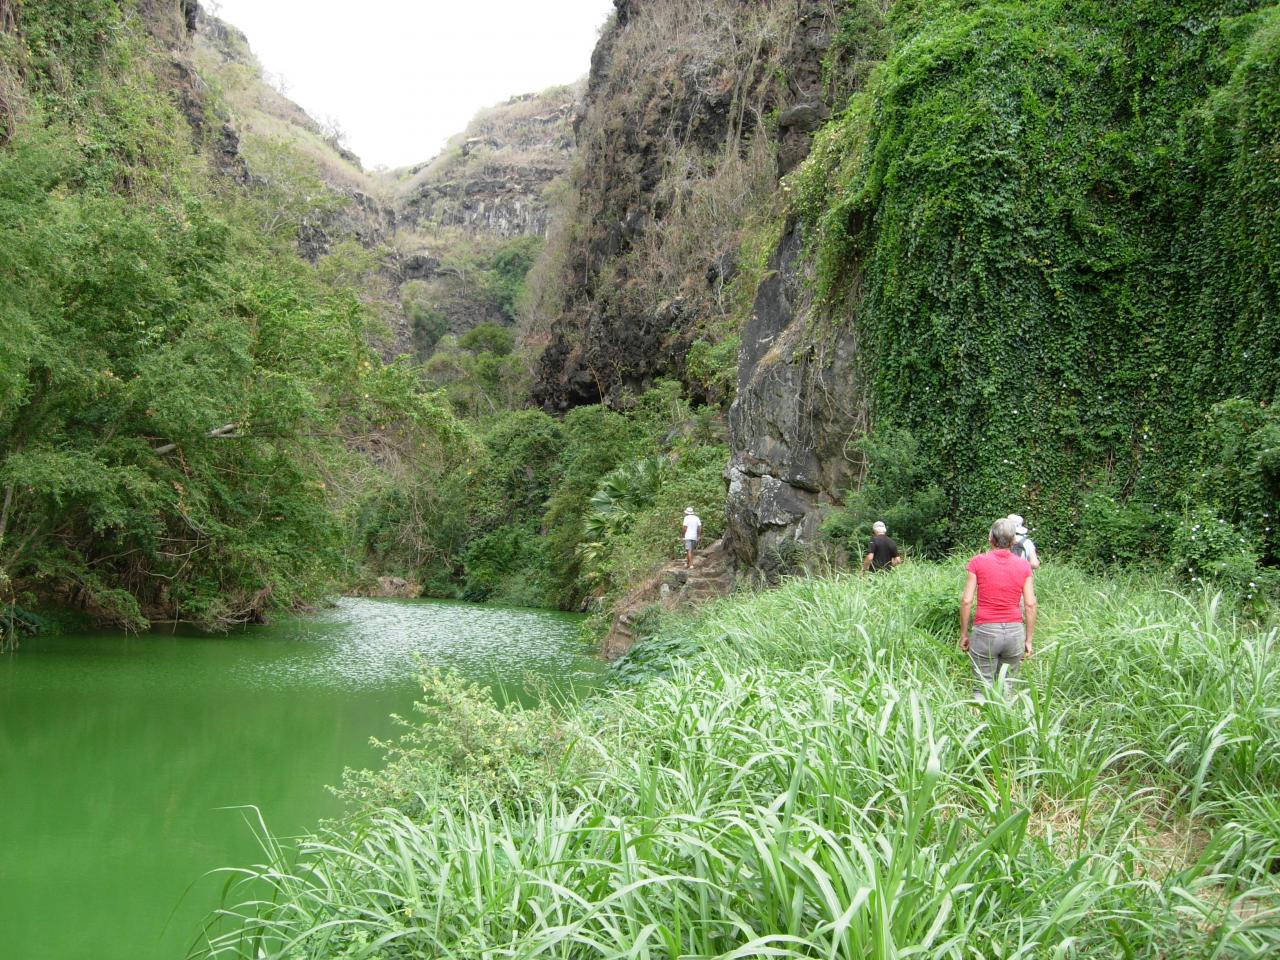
725, 220, 866, 578
523, 0, 885, 577
528, 0, 841, 412
379, 86, 581, 354
393, 87, 579, 239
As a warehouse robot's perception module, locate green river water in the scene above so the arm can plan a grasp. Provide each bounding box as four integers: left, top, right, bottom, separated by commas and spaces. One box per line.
0, 597, 603, 960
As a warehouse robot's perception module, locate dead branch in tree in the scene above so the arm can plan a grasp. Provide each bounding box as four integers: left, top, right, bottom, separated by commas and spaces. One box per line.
152, 423, 239, 456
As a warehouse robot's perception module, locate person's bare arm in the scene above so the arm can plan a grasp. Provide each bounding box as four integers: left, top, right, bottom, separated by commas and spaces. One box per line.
959, 572, 977, 650
862, 552, 873, 575
891, 555, 903, 567
1022, 577, 1037, 656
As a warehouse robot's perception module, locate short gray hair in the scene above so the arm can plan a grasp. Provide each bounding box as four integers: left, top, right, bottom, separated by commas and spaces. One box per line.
872, 521, 887, 534
989, 517, 1017, 548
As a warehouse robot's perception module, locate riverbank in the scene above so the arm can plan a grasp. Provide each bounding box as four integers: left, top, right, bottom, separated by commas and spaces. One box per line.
201, 562, 1280, 957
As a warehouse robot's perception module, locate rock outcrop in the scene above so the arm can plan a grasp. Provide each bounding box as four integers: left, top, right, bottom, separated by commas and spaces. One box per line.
725, 221, 866, 579
530, 0, 843, 411
392, 87, 580, 239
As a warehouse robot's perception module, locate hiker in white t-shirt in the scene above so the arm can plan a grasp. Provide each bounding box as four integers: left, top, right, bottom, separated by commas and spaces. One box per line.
1007, 514, 1040, 570
681, 507, 702, 569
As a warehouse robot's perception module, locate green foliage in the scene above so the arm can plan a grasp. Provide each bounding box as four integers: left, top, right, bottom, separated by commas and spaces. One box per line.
205, 565, 1280, 957
1073, 401, 1278, 600
1075, 487, 1173, 569
486, 234, 542, 320
578, 442, 729, 598
823, 423, 949, 559
793, 0, 1280, 551
1193, 399, 1280, 564
684, 335, 740, 401
457, 321, 514, 357
540, 405, 648, 606
19, 0, 121, 88
576, 456, 671, 587
0, 4, 461, 627
583, 457, 669, 538
823, 0, 894, 103
1168, 507, 1278, 612
354, 381, 729, 611
335, 668, 591, 817
423, 333, 526, 419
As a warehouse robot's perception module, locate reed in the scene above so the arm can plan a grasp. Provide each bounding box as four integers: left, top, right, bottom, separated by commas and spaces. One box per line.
196, 563, 1280, 958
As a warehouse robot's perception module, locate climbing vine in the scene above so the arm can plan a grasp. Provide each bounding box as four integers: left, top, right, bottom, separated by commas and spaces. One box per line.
793, 0, 1280, 551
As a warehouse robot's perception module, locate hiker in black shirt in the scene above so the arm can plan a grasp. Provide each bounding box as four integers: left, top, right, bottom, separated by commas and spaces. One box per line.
862, 521, 902, 574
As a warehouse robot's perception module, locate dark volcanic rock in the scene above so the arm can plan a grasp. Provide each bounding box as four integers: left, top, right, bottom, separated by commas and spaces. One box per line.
532, 0, 844, 412
726, 220, 867, 579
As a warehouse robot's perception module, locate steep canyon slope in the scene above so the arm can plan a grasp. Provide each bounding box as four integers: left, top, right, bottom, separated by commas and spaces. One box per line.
527, 0, 1280, 581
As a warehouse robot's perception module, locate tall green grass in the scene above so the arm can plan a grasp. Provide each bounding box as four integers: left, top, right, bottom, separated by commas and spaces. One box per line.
196, 564, 1280, 958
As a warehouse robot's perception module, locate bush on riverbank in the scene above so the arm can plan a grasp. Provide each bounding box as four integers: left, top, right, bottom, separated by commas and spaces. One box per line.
0, 2, 464, 629
200, 563, 1280, 958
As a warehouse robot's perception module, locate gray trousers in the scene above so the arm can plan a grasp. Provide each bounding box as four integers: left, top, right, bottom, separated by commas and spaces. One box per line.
969, 621, 1025, 695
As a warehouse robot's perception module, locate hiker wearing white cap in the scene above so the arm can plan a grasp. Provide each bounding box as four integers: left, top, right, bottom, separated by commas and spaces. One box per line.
861, 520, 902, 574
681, 507, 702, 569
1007, 514, 1040, 570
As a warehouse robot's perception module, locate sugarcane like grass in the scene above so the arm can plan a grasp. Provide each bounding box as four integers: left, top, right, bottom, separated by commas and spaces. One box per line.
195, 564, 1280, 959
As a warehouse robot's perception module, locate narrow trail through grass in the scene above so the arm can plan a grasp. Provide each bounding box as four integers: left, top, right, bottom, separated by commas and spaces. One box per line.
199, 564, 1280, 959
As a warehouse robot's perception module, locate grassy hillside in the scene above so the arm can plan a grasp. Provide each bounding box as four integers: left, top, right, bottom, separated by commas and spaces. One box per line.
193, 9, 374, 194
201, 564, 1280, 956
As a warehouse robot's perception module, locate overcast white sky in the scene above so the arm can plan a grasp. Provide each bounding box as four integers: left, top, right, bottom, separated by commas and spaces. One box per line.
208, 0, 614, 170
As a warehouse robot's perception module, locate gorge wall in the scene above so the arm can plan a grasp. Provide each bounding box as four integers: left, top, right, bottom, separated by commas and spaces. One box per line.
526, 0, 1280, 581
528, 0, 846, 412
524, 0, 885, 575
187, 5, 580, 358
393, 86, 579, 240
383, 85, 581, 349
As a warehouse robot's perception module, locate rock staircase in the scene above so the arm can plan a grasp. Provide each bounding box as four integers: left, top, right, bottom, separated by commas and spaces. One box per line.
602, 538, 735, 660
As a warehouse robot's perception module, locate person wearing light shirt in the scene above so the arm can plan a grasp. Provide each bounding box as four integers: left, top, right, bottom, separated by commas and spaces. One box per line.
680, 507, 701, 569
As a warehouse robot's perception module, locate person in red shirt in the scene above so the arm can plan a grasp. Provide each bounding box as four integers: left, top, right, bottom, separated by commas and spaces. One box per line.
960, 516, 1037, 696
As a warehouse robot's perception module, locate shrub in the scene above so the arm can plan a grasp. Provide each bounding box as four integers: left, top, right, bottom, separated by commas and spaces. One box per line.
1076, 488, 1174, 569
460, 522, 548, 604
823, 423, 950, 559
1168, 507, 1278, 613
1194, 399, 1280, 565
335, 668, 592, 817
